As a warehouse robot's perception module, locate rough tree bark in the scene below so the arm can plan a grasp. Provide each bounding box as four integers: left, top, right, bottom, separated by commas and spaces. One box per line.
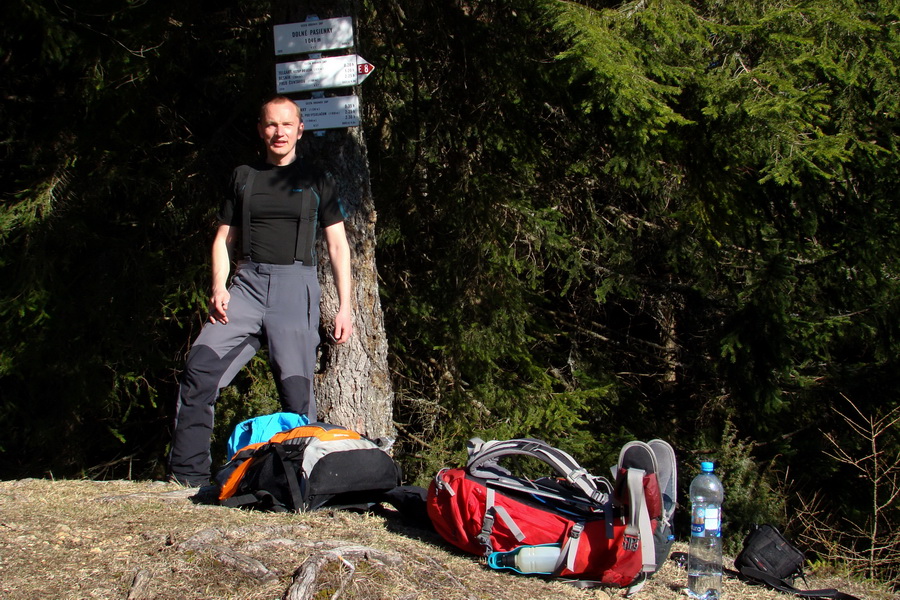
275, 0, 394, 439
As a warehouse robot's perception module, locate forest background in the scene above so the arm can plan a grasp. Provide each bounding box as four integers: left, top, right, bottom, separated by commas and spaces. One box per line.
1, 0, 898, 589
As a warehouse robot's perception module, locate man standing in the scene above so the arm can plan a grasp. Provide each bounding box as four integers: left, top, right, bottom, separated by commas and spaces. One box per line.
169, 96, 354, 487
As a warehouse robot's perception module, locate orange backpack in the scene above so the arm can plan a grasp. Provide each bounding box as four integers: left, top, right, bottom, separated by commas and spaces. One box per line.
216, 423, 401, 512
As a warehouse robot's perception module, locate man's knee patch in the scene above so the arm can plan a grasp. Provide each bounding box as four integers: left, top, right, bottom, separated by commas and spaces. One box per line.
278, 374, 316, 420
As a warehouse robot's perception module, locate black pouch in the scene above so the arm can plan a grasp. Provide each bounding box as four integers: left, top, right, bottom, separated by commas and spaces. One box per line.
729, 524, 862, 600
735, 524, 806, 581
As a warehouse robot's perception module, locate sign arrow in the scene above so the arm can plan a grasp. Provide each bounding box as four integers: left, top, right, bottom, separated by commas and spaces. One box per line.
356, 57, 375, 85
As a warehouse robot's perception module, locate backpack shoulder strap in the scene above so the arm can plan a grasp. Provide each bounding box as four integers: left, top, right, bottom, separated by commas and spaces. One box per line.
623, 467, 657, 572
219, 442, 305, 511
728, 566, 863, 600
466, 438, 611, 506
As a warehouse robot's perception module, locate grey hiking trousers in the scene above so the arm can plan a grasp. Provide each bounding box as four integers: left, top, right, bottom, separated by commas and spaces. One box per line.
169, 260, 320, 483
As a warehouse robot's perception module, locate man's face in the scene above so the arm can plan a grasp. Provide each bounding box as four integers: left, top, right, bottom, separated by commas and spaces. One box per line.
257, 101, 304, 165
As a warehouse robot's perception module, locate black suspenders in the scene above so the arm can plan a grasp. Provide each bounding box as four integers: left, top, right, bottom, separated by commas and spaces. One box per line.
239, 167, 318, 264
294, 187, 319, 264
241, 168, 257, 259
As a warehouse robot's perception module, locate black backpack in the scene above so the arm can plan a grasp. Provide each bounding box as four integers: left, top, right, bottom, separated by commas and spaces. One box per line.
215, 422, 402, 512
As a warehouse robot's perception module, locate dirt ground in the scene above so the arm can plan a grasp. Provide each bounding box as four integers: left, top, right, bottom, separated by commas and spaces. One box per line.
0, 479, 889, 600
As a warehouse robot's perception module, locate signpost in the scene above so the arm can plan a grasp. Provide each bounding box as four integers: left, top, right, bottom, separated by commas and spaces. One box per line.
272, 15, 374, 131
296, 96, 360, 131
274, 17, 354, 55
276, 54, 375, 94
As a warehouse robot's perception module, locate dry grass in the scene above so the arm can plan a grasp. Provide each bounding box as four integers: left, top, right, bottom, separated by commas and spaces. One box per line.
0, 479, 889, 600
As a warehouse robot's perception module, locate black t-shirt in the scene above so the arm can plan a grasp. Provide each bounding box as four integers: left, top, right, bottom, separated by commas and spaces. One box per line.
218, 160, 345, 265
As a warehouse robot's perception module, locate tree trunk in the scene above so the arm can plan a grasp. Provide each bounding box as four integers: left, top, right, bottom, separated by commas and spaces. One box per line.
277, 0, 394, 439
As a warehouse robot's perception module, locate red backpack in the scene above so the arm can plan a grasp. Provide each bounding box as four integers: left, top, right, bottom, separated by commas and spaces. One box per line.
426, 438, 673, 590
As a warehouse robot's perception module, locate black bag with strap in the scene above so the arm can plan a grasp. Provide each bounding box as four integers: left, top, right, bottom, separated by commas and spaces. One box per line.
731, 524, 861, 600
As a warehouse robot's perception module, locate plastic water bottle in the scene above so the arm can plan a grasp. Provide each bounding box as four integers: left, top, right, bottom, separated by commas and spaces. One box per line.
487, 544, 561, 574
688, 461, 724, 600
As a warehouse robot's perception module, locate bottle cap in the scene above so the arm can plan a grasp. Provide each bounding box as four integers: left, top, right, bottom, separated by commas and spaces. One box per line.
700, 461, 715, 472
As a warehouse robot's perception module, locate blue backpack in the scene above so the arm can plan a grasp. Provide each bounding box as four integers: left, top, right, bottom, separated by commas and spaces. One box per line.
226, 412, 309, 459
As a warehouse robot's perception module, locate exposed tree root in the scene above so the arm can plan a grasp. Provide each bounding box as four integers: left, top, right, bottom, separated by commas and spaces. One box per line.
283, 545, 402, 600
177, 526, 403, 597
178, 528, 278, 581
126, 568, 153, 600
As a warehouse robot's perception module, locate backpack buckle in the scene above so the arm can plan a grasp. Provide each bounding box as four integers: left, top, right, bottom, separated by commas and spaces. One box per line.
623, 531, 640, 552
477, 509, 496, 555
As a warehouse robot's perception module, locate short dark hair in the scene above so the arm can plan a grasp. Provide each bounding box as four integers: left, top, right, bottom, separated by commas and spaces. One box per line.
259, 95, 303, 123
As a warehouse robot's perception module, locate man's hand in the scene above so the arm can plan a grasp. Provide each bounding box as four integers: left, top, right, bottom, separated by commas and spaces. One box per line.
324, 221, 354, 344
209, 288, 230, 324
209, 224, 235, 324
332, 308, 353, 344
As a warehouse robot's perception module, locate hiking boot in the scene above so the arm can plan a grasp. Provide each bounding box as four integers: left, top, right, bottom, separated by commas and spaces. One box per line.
168, 473, 211, 488
190, 484, 221, 505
